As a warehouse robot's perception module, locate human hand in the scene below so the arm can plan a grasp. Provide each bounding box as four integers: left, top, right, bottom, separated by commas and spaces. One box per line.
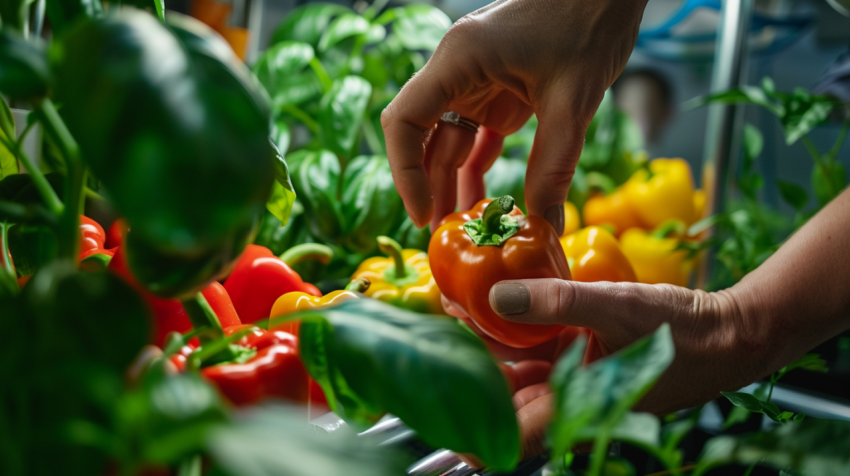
381, 0, 649, 232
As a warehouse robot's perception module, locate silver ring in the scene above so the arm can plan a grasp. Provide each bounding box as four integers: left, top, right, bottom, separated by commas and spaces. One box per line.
440, 111, 479, 132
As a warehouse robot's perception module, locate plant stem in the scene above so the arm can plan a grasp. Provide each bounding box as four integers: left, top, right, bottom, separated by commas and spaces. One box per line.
802, 135, 824, 167
826, 120, 849, 162
181, 292, 225, 344
0, 129, 63, 215
587, 432, 610, 476
281, 104, 319, 134
377, 235, 406, 278
344, 278, 371, 292
280, 243, 333, 266
309, 58, 333, 93
482, 196, 515, 234
35, 99, 84, 262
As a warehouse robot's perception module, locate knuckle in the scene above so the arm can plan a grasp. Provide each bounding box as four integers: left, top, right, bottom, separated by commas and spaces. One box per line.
552, 280, 574, 322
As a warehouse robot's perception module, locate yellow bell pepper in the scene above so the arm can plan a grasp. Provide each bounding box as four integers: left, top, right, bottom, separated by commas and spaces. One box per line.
692, 189, 706, 224
623, 158, 698, 229
351, 236, 443, 314
560, 226, 637, 283
563, 201, 581, 236
619, 224, 692, 287
582, 188, 643, 236
268, 278, 368, 334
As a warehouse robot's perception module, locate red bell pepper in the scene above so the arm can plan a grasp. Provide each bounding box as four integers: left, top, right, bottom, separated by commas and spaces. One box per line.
170, 324, 327, 407
109, 246, 241, 346
105, 218, 128, 250
223, 244, 329, 324
79, 216, 107, 254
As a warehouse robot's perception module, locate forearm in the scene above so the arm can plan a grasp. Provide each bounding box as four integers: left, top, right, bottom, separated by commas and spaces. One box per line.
729, 187, 850, 375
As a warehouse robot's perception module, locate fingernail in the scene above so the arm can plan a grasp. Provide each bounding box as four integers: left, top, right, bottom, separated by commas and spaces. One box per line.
544, 204, 565, 236
490, 283, 530, 315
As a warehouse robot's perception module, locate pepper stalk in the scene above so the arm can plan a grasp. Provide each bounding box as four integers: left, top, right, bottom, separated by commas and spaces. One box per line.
463, 195, 520, 247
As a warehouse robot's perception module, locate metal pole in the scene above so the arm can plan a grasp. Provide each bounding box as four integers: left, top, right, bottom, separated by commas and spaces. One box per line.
697, 0, 754, 288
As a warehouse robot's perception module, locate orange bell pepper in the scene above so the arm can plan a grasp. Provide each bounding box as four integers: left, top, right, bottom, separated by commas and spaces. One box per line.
560, 226, 637, 283
429, 196, 572, 348
582, 188, 642, 236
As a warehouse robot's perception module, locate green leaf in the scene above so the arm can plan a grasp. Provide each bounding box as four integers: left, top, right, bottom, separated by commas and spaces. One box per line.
721, 391, 765, 413
318, 13, 370, 52
777, 180, 808, 211
294, 299, 520, 471
252, 41, 315, 97
271, 120, 291, 154
0, 95, 14, 139
341, 155, 404, 253
549, 324, 674, 461
695, 418, 850, 476
688, 86, 783, 116
270, 3, 352, 47
318, 76, 371, 160
287, 149, 344, 242
55, 11, 275, 297
778, 353, 828, 378
380, 5, 451, 51
365, 24, 386, 45
393, 215, 431, 251
742, 123, 763, 170
781, 95, 836, 145
7, 224, 57, 276
266, 139, 296, 225
812, 161, 847, 207
44, 0, 104, 34
0, 31, 50, 101
208, 404, 407, 476
0, 0, 30, 33
0, 114, 16, 180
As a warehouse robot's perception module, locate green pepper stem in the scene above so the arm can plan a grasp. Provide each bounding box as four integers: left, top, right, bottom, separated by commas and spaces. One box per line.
377, 235, 406, 279
344, 278, 371, 293
481, 196, 515, 234
181, 292, 224, 344
0, 123, 64, 215
280, 243, 333, 266
651, 219, 686, 239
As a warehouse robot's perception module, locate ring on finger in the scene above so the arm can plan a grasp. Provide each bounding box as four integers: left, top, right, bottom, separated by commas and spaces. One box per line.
440, 111, 480, 133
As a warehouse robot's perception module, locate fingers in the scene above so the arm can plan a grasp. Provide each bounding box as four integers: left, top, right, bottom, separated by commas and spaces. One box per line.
513, 382, 550, 410
516, 393, 553, 459
458, 127, 504, 211
424, 124, 477, 231
382, 61, 465, 228
525, 87, 602, 234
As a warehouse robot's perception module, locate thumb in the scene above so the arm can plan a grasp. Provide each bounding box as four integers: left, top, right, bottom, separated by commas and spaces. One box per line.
525, 86, 602, 234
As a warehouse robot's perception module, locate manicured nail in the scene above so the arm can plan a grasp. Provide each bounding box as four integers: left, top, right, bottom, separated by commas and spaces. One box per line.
490, 283, 530, 315
544, 204, 565, 236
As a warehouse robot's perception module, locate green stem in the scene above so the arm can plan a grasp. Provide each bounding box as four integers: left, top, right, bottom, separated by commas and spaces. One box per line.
587, 432, 610, 476
84, 187, 105, 202
802, 135, 824, 167
651, 220, 686, 239
0, 129, 63, 215
181, 292, 225, 344
377, 235, 406, 279
280, 243, 333, 266
177, 455, 202, 476
35, 99, 84, 262
363, 0, 390, 20
362, 114, 385, 155
309, 57, 333, 93
825, 120, 849, 162
803, 134, 840, 199
281, 104, 319, 134
344, 277, 371, 293
482, 196, 515, 234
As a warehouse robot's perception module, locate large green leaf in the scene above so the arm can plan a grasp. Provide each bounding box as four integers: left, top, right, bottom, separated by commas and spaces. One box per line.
318, 13, 370, 52
377, 5, 451, 51
779, 88, 837, 145
318, 76, 371, 160
287, 149, 344, 242
340, 155, 403, 253
696, 418, 850, 476
0, 107, 16, 179
0, 31, 50, 101
208, 404, 408, 476
266, 139, 296, 225
549, 324, 674, 462
253, 41, 315, 96
270, 3, 352, 47
54, 10, 274, 297
293, 299, 520, 471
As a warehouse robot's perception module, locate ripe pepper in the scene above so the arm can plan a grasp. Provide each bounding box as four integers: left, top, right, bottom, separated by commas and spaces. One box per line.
109, 246, 241, 346
619, 223, 693, 287
170, 324, 326, 407
350, 236, 442, 314
562, 201, 581, 237
105, 218, 128, 249
429, 196, 572, 348
560, 226, 637, 283
223, 243, 328, 324
78, 216, 116, 271
623, 158, 698, 229
268, 278, 369, 335
582, 188, 642, 236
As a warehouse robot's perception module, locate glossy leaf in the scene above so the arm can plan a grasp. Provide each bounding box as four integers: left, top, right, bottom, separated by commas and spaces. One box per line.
691, 86, 783, 116
208, 404, 407, 476
294, 299, 520, 471
340, 155, 403, 253
721, 391, 764, 412
0, 95, 14, 139
696, 418, 850, 476
0, 122, 16, 180
777, 180, 808, 210
270, 3, 351, 47
318, 13, 370, 52
318, 76, 371, 160
780, 90, 836, 145
0, 31, 50, 100
549, 324, 674, 460
266, 140, 296, 225
253, 41, 315, 96
779, 353, 828, 375
54, 11, 274, 297
378, 5, 451, 51
287, 149, 344, 242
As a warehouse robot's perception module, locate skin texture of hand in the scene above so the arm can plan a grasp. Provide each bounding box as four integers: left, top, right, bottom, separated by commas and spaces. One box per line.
381, 0, 648, 232
474, 187, 850, 462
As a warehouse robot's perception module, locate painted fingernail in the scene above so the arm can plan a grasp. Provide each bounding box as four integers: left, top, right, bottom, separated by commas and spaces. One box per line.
490, 283, 530, 315
544, 204, 565, 236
